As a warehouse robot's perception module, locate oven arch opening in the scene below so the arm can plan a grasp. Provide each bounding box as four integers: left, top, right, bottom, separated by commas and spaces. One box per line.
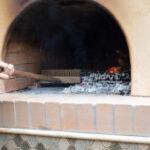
2, 0, 131, 94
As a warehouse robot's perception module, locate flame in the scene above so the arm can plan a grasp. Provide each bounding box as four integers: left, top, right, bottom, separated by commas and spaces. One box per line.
106, 66, 121, 74
106, 50, 126, 74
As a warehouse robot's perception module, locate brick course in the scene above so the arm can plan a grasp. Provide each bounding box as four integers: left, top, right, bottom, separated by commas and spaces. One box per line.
0, 99, 150, 137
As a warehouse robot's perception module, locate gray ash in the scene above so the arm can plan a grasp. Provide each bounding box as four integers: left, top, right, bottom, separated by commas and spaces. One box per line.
63, 72, 131, 95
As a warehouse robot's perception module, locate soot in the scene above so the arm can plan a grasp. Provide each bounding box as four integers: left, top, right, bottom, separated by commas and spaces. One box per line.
9, 0, 130, 71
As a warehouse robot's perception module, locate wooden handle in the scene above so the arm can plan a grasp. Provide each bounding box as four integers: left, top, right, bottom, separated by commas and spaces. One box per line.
0, 61, 60, 82
13, 70, 60, 83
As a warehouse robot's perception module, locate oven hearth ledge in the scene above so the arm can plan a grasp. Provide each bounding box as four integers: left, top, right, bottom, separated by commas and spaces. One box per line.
0, 94, 150, 138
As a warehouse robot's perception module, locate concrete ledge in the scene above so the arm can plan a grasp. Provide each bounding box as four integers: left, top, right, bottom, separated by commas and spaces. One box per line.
1, 128, 150, 144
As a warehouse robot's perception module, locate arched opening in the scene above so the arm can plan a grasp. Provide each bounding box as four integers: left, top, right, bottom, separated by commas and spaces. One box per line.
3, 0, 131, 94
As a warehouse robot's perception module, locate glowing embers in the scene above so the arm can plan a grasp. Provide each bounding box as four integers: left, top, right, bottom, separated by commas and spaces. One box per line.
106, 67, 121, 74
106, 50, 130, 74
63, 50, 131, 95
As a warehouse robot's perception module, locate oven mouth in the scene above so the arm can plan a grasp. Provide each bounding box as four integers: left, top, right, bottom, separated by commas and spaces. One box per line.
3, 0, 131, 95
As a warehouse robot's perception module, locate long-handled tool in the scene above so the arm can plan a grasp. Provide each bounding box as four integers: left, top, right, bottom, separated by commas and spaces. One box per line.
0, 61, 60, 83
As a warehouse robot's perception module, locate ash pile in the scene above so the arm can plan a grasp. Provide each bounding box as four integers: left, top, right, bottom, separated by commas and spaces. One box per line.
63, 72, 131, 95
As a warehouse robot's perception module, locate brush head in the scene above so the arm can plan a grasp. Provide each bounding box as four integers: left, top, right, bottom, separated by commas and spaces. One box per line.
41, 69, 81, 84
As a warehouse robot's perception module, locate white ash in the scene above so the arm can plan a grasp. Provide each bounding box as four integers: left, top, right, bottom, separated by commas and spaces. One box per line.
63, 72, 131, 95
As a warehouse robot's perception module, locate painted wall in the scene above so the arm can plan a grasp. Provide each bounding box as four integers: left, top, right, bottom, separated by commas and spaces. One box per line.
96, 0, 150, 96
0, 0, 150, 96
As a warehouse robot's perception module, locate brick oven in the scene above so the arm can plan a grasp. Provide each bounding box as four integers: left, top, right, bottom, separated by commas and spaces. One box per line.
1, 0, 131, 94
1, 0, 150, 96
1, 0, 150, 149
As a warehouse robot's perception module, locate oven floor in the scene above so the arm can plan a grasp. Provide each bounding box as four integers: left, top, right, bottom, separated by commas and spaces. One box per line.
14, 82, 130, 95
13, 72, 131, 95
15, 87, 66, 94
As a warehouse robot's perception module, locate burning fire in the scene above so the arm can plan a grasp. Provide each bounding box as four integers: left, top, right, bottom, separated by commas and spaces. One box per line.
106, 66, 121, 74
106, 50, 127, 74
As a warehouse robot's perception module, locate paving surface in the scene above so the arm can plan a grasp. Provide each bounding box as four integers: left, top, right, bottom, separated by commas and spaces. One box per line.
0, 133, 149, 150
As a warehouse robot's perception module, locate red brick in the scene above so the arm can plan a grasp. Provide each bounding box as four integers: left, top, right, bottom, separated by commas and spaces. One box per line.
61, 104, 76, 131
31, 102, 44, 129
2, 101, 15, 127
134, 106, 150, 136
0, 102, 3, 127
77, 104, 94, 132
115, 105, 132, 135
96, 104, 113, 134
45, 103, 60, 130
16, 102, 29, 128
